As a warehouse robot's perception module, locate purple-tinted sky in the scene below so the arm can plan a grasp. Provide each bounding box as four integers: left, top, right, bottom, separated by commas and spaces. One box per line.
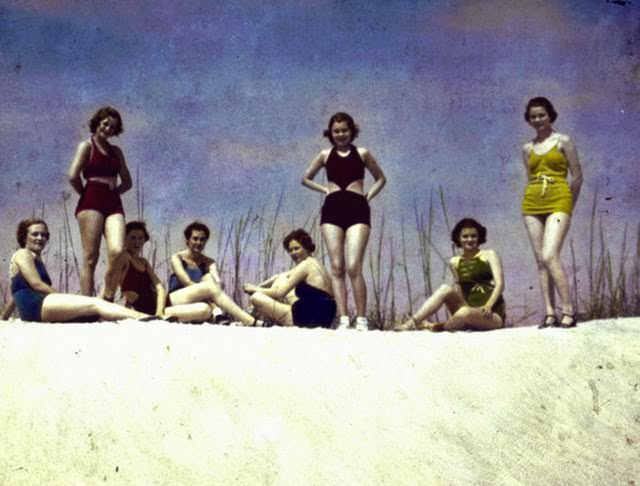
1, 0, 639, 320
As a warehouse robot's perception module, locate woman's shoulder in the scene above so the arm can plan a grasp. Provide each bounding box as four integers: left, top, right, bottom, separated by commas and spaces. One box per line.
555, 132, 572, 148
356, 146, 370, 158
478, 248, 500, 260
11, 249, 35, 268
449, 254, 461, 266
522, 140, 534, 153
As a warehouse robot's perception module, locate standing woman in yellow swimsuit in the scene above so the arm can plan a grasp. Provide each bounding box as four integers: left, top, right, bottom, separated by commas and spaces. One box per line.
521, 97, 583, 328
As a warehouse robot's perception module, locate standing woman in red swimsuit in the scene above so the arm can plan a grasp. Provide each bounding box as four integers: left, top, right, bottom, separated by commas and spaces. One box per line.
67, 106, 132, 299
302, 113, 386, 330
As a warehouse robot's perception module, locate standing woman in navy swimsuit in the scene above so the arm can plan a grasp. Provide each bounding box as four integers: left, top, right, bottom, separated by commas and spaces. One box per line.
302, 113, 386, 330
68, 106, 132, 299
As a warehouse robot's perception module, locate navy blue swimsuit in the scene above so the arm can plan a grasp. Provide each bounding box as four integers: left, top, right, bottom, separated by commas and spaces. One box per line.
11, 257, 52, 322
291, 281, 336, 328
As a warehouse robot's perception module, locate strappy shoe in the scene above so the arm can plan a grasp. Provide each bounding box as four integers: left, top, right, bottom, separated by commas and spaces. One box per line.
538, 314, 558, 329
559, 313, 577, 328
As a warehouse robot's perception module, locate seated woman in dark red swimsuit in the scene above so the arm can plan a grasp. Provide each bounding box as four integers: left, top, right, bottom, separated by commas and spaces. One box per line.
302, 113, 386, 330
67, 106, 132, 300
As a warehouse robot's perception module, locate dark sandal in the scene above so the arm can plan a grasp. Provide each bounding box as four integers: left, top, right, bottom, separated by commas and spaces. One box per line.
559, 313, 577, 328
538, 314, 558, 329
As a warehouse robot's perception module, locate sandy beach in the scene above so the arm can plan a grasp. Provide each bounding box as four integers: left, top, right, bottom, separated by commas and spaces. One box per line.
1, 318, 638, 485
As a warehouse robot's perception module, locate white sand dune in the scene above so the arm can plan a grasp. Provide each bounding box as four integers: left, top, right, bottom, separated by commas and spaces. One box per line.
0, 318, 638, 485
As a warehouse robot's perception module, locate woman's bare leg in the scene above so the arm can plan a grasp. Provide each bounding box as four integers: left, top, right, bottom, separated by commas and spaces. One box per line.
163, 303, 212, 323
102, 213, 126, 300
77, 210, 104, 296
168, 276, 254, 325
321, 224, 348, 318
445, 306, 503, 331
345, 224, 370, 319
249, 292, 293, 326
41, 294, 146, 322
524, 215, 555, 316
396, 284, 465, 330
541, 212, 574, 320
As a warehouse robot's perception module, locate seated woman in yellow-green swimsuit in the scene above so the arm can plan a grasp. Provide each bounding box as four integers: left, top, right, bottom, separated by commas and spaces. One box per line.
521, 97, 583, 329
396, 218, 505, 332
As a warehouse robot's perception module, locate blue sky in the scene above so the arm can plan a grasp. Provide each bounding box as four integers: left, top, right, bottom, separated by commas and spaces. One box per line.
1, 0, 639, 317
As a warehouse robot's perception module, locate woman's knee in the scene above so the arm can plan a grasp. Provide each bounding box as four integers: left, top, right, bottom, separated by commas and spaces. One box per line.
541, 252, 560, 268
208, 280, 222, 299
346, 262, 363, 280
437, 284, 454, 296
330, 263, 346, 279
250, 292, 266, 307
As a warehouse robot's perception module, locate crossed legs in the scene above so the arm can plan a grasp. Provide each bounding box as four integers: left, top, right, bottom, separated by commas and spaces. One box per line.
166, 274, 254, 325
523, 212, 574, 321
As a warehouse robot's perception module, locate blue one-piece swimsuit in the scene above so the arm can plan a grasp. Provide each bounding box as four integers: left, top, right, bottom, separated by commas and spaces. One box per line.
168, 257, 209, 293
11, 258, 52, 322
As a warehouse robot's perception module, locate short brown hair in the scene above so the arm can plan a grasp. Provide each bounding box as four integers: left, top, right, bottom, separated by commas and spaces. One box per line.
16, 219, 49, 247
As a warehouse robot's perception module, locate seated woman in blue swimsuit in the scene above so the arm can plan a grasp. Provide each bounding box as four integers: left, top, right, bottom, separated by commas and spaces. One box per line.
162, 221, 257, 325
396, 218, 506, 332
302, 113, 386, 330
9, 218, 149, 322
243, 229, 336, 328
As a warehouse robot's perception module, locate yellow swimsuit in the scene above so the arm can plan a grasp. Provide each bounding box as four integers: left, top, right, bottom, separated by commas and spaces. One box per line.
521, 144, 573, 215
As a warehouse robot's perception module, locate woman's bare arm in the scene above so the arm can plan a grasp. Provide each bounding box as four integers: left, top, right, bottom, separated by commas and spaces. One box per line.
13, 250, 57, 294
360, 148, 386, 201
301, 150, 330, 194
559, 135, 583, 206
67, 141, 91, 196
113, 146, 133, 195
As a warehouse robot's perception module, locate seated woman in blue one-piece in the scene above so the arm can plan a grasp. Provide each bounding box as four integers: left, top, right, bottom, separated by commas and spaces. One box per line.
9, 218, 149, 322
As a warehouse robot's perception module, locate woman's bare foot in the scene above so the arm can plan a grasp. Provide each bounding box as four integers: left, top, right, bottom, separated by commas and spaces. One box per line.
418, 321, 445, 332
394, 317, 417, 331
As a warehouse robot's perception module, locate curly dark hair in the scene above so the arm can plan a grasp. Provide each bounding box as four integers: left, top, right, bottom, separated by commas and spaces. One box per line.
89, 106, 124, 135
184, 221, 210, 241
451, 218, 487, 248
16, 218, 49, 248
524, 97, 558, 123
126, 221, 150, 242
323, 112, 360, 145
283, 228, 316, 253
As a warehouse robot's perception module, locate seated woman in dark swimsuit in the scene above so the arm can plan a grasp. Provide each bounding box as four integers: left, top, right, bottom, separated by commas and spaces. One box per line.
9, 219, 149, 323
396, 218, 506, 332
162, 221, 257, 325
243, 229, 336, 328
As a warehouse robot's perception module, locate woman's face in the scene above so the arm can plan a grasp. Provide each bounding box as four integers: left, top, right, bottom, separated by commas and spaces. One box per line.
125, 229, 147, 254
331, 121, 353, 148
25, 223, 49, 254
527, 106, 551, 132
187, 230, 208, 254
287, 239, 309, 264
458, 227, 479, 252
96, 116, 119, 139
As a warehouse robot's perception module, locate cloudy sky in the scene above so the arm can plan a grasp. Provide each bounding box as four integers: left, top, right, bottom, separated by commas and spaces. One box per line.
1, 0, 638, 318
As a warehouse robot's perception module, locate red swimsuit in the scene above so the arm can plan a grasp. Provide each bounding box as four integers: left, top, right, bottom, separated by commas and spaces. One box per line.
75, 138, 124, 217
121, 260, 157, 314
